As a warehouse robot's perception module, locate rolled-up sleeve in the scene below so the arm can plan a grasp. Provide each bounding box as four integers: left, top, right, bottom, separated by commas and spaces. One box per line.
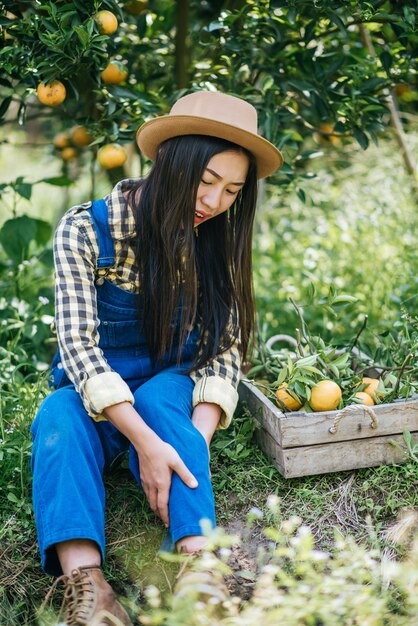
54, 211, 134, 420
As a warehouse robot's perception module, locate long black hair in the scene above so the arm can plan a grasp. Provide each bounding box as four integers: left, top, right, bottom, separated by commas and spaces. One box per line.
128, 134, 258, 371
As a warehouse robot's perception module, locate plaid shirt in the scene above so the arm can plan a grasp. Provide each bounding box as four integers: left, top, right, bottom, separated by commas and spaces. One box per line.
53, 179, 241, 428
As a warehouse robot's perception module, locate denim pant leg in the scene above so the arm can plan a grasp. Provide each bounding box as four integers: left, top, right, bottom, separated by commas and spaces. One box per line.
31, 386, 128, 576
129, 366, 215, 544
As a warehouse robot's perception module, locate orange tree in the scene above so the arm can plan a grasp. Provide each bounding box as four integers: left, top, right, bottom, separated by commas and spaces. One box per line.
0, 0, 416, 367
0, 0, 416, 182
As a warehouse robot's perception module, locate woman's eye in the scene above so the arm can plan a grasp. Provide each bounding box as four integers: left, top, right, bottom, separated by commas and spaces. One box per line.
227, 189, 238, 195
201, 179, 211, 185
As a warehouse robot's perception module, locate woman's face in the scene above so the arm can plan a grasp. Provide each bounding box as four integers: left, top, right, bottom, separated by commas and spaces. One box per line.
194, 150, 249, 227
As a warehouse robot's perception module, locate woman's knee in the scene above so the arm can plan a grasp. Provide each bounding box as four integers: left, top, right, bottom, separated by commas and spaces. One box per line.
133, 372, 194, 423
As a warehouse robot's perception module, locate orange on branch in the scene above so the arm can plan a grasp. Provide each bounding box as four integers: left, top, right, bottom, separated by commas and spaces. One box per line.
94, 10, 118, 35
309, 380, 342, 412
53, 132, 70, 149
97, 144, 127, 169
275, 383, 302, 412
36, 80, 66, 107
394, 84, 411, 97
71, 126, 93, 147
314, 122, 340, 146
60, 147, 77, 161
124, 0, 149, 15
100, 62, 128, 85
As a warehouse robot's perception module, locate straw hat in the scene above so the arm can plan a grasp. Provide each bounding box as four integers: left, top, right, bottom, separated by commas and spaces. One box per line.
136, 91, 283, 179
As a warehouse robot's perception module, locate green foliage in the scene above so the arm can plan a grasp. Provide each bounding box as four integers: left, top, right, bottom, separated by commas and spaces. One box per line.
253, 129, 418, 341
194, 0, 416, 152
0, 0, 416, 171
124, 507, 418, 625
0, 194, 57, 373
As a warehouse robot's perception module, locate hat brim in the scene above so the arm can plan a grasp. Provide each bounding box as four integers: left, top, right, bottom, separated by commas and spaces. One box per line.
136, 115, 283, 179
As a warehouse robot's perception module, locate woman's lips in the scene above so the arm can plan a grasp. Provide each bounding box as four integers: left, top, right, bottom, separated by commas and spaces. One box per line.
194, 210, 211, 224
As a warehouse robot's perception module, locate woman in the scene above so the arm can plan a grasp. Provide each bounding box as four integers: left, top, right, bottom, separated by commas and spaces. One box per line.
31, 91, 283, 625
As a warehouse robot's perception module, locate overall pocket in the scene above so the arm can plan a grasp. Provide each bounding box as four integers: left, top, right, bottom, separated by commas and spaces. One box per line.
98, 319, 142, 349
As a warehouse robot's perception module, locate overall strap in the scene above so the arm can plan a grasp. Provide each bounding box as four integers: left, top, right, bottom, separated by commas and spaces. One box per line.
87, 198, 116, 278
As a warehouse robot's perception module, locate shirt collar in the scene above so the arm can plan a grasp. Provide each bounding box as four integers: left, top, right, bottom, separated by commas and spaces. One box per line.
104, 178, 140, 241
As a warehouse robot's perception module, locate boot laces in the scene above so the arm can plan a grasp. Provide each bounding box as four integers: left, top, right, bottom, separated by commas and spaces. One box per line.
64, 567, 96, 625
40, 567, 96, 626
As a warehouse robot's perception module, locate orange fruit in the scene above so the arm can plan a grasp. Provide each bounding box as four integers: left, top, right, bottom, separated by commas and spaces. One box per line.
393, 84, 411, 97
94, 10, 118, 35
275, 383, 302, 412
309, 380, 342, 412
314, 122, 340, 146
359, 377, 383, 400
124, 0, 149, 15
97, 143, 128, 169
36, 80, 66, 107
60, 147, 77, 161
53, 132, 70, 149
354, 392, 375, 406
100, 61, 128, 85
71, 126, 93, 147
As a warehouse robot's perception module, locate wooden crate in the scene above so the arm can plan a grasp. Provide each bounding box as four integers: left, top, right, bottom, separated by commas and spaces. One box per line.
238, 379, 418, 478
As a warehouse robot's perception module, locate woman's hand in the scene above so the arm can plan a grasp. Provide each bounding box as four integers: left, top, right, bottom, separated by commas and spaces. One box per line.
135, 433, 198, 528
103, 401, 198, 528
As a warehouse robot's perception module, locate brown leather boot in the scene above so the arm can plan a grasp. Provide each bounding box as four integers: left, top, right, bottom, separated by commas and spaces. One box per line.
173, 552, 230, 617
61, 565, 133, 626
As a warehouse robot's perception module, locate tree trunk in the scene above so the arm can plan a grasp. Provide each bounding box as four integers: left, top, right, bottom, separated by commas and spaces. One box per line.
175, 0, 189, 89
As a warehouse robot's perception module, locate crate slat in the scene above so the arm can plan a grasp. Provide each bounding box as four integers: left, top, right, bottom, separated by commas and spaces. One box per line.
256, 428, 418, 478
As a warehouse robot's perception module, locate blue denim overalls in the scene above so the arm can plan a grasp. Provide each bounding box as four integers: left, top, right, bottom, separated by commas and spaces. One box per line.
31, 199, 215, 576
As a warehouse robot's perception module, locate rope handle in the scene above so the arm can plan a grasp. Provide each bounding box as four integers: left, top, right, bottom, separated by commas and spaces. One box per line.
328, 404, 379, 435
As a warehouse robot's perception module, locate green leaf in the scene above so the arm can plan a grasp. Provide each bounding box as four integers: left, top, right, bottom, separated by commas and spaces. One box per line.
352, 126, 368, 150
295, 354, 318, 367
0, 216, 51, 262
14, 181, 32, 200
246, 364, 265, 378
332, 295, 358, 304
276, 367, 288, 386
37, 176, 73, 186
300, 365, 323, 375
34, 220, 52, 247
308, 282, 316, 300
294, 381, 306, 397
287, 7, 297, 24
73, 25, 90, 46
330, 353, 350, 369
326, 11, 346, 32
0, 96, 12, 120
329, 364, 339, 377
379, 51, 393, 74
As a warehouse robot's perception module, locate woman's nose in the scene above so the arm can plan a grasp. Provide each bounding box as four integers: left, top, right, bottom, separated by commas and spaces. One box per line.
202, 187, 221, 210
